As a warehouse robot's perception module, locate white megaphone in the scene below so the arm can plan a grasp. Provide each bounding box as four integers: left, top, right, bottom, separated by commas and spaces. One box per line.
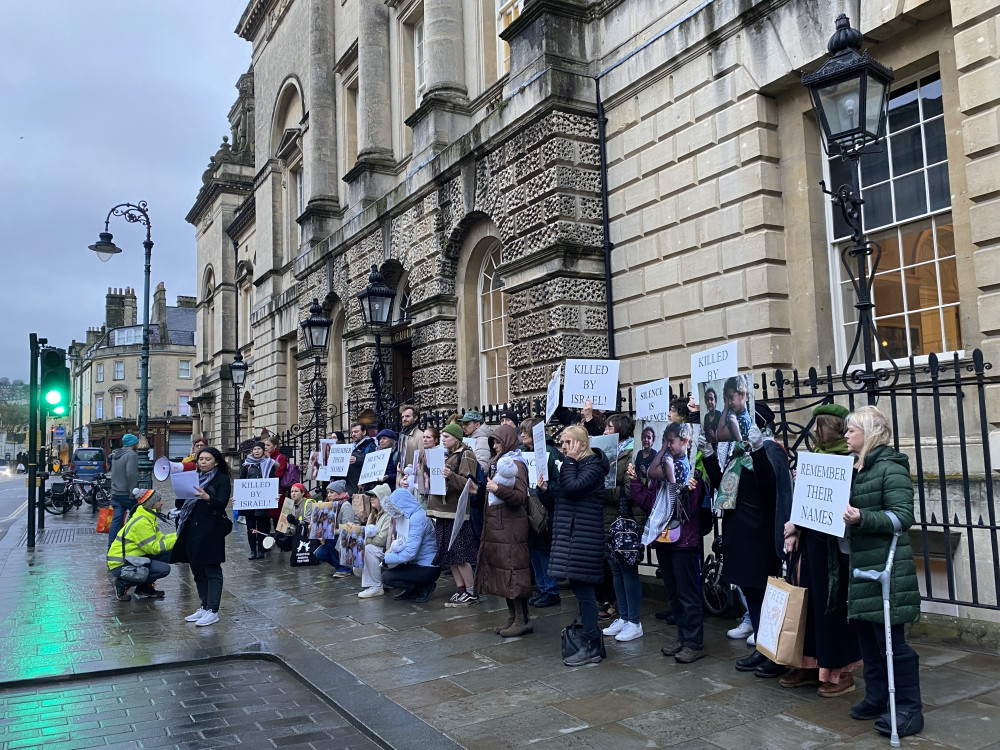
153, 457, 187, 482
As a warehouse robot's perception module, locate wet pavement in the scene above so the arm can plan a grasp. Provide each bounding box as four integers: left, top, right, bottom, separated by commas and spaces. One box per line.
2, 483, 1000, 749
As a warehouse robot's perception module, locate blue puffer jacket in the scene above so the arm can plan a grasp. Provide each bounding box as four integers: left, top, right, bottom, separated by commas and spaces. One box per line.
383, 488, 437, 567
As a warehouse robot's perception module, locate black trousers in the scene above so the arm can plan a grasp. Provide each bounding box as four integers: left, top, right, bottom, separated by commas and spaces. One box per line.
246, 514, 271, 553
743, 585, 766, 634
856, 620, 922, 716
658, 546, 704, 650
570, 581, 599, 642
382, 564, 440, 593
191, 562, 223, 612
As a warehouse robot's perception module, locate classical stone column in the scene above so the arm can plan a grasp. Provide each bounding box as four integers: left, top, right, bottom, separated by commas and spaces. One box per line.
357, 0, 393, 163
423, 0, 467, 101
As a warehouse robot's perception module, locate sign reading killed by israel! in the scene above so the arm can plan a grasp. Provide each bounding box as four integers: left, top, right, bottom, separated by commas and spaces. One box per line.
563, 359, 620, 410
233, 478, 280, 510
790, 452, 855, 537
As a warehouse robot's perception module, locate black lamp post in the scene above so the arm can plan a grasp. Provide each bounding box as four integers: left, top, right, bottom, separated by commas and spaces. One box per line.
356, 265, 397, 430
802, 14, 895, 405
230, 351, 248, 454
89, 201, 154, 488
301, 299, 332, 439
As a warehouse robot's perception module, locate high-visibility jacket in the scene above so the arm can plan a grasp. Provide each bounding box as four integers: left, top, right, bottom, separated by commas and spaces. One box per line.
106, 505, 177, 570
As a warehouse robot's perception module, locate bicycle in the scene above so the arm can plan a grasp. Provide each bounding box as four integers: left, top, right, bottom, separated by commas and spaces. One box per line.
43, 473, 111, 515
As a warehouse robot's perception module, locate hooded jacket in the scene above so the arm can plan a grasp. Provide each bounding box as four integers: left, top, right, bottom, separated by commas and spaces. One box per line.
383, 488, 437, 567
468, 423, 493, 472
109, 447, 138, 497
846, 445, 920, 624
547, 448, 610, 584
106, 504, 177, 570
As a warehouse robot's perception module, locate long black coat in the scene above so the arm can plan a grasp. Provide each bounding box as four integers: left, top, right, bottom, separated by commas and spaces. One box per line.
171, 471, 232, 567
704, 441, 789, 590
547, 449, 609, 584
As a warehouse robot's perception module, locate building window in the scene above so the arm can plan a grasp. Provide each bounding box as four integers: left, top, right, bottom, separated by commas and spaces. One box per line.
114, 361, 124, 380
179, 360, 191, 379
828, 71, 959, 361
343, 73, 359, 171
96, 364, 104, 383
291, 166, 304, 246
414, 19, 425, 103
178, 393, 190, 417
479, 241, 510, 404
496, 0, 522, 76
96, 396, 103, 420
114, 395, 124, 419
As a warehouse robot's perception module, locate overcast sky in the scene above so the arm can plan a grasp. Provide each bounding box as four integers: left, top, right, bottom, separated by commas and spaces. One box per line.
0, 2, 250, 380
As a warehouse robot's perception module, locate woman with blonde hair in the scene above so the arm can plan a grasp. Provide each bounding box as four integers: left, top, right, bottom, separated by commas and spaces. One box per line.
548, 424, 610, 665
842, 405, 923, 738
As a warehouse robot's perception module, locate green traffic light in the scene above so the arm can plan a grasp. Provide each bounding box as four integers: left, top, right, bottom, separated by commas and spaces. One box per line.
53, 405, 66, 415
45, 389, 63, 405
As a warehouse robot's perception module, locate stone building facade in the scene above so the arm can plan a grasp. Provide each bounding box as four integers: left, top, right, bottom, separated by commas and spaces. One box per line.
188, 0, 1000, 454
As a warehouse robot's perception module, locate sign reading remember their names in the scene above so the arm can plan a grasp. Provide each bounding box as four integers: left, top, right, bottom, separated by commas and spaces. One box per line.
326, 444, 353, 477
233, 478, 280, 510
790, 452, 854, 537
563, 359, 620, 410
358, 448, 393, 486
545, 366, 562, 424
590, 433, 619, 490
690, 342, 738, 403
532, 422, 547, 486
425, 447, 446, 496
636, 377, 671, 421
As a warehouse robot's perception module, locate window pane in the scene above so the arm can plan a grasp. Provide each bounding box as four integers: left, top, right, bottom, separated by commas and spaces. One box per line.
928, 163, 950, 211
939, 257, 959, 305
841, 282, 859, 325
937, 223, 955, 258
903, 263, 940, 312
870, 227, 901, 272
899, 218, 934, 266
920, 73, 943, 119
875, 315, 910, 358
908, 310, 933, 355
862, 182, 893, 229
942, 305, 962, 351
860, 148, 890, 187
893, 172, 927, 222
873, 271, 905, 318
890, 127, 924, 175
888, 82, 919, 132
924, 118, 946, 165
828, 156, 854, 191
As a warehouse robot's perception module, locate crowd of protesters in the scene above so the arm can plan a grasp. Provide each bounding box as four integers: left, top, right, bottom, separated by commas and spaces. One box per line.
104, 395, 922, 739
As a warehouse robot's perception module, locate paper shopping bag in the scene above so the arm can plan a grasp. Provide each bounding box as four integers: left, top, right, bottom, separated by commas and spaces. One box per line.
755, 576, 808, 666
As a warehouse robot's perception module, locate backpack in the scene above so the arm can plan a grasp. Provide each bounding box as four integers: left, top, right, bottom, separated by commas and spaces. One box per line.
280, 462, 301, 490
470, 462, 488, 510
526, 492, 548, 536
607, 499, 644, 566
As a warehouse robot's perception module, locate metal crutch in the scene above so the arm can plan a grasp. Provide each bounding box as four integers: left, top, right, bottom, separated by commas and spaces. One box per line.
853, 510, 903, 747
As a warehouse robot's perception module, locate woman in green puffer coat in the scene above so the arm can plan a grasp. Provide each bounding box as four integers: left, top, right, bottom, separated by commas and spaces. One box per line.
843, 406, 923, 739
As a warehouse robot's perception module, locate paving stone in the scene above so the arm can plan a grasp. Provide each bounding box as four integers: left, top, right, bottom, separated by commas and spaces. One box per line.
702, 712, 844, 748
621, 699, 748, 746
920, 698, 1000, 749
921, 666, 1000, 707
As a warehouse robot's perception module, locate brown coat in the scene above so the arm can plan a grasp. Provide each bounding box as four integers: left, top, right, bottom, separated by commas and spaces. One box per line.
426, 444, 478, 520
474, 425, 531, 599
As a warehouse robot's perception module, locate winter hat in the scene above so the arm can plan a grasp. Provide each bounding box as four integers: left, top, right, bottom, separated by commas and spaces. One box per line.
442, 424, 464, 442
459, 409, 485, 423
813, 403, 850, 420
499, 408, 519, 424
122, 434, 139, 447
252, 441, 267, 452
290, 482, 308, 496
366, 484, 391, 502
327, 479, 348, 495
132, 487, 162, 511
192, 436, 208, 448
375, 429, 397, 442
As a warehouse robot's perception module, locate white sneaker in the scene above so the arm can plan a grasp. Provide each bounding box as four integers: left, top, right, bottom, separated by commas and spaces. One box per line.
615, 622, 644, 642
358, 586, 384, 599
602, 618, 626, 637
185, 608, 207, 622
727, 617, 754, 640
747, 632, 756, 647
195, 610, 219, 627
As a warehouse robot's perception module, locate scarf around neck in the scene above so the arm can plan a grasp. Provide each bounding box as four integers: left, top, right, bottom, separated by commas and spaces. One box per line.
815, 438, 849, 455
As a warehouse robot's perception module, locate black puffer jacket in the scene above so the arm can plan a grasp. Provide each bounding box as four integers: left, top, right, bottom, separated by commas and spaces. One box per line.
547, 449, 609, 584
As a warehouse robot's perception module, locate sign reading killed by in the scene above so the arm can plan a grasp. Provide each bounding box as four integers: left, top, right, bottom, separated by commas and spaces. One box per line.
790, 452, 855, 537
636, 377, 671, 421
690, 342, 738, 404
233, 478, 280, 510
563, 359, 620, 410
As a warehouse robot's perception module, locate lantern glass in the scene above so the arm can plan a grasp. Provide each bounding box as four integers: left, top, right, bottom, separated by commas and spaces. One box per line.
230, 355, 248, 386
816, 76, 863, 142
357, 265, 397, 330
865, 76, 889, 139
301, 299, 332, 351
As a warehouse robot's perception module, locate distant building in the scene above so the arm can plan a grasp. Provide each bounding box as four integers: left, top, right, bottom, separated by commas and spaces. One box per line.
69, 284, 198, 459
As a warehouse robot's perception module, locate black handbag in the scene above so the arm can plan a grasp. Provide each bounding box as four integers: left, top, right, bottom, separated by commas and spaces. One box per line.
560, 617, 607, 660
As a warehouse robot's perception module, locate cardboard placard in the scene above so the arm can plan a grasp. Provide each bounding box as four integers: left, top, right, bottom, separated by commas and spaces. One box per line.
275, 498, 296, 534
690, 342, 738, 405
532, 422, 547, 485
425, 447, 446, 496
233, 478, 280, 510
590, 433, 619, 490
545, 366, 562, 424
448, 480, 473, 549
358, 448, 392, 486
636, 377, 671, 421
563, 359, 620, 410
790, 452, 854, 537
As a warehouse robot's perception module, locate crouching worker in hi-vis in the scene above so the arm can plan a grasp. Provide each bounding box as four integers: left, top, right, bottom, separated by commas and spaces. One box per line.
107, 488, 177, 602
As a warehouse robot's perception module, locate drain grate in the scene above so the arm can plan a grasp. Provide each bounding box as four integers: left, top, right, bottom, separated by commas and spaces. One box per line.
17, 526, 96, 547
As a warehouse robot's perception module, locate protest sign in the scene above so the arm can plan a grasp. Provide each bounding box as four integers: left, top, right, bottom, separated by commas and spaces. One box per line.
326, 444, 352, 477
233, 477, 280, 510
275, 498, 296, 534
636, 377, 671, 421
448, 480, 473, 549
463, 437, 476, 452
545, 366, 562, 424
563, 359, 620, 410
358, 448, 392, 486
690, 342, 738, 404
790, 452, 854, 537
525, 452, 538, 490
170, 470, 200, 501
590, 433, 619, 490
425, 447, 446, 495
532, 422, 547, 485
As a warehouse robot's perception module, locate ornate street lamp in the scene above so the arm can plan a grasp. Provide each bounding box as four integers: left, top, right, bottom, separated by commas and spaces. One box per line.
300, 299, 332, 438
356, 265, 397, 430
230, 351, 248, 454
802, 14, 895, 404
88, 201, 154, 487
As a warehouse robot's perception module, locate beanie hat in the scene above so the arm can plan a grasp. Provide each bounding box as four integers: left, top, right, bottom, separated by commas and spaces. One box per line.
290, 482, 308, 496
813, 403, 850, 420
328, 479, 348, 495
132, 487, 161, 511
375, 429, 397, 442
122, 434, 139, 447
253, 441, 266, 452
442, 424, 464, 442
192, 436, 208, 447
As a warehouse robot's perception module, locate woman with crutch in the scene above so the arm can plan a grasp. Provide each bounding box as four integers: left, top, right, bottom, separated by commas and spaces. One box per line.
843, 405, 923, 740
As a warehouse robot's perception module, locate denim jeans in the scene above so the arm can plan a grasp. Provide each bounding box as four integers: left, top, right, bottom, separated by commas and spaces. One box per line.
529, 547, 559, 596
658, 546, 704, 650
107, 494, 136, 551
315, 539, 352, 573
570, 581, 600, 642
608, 556, 643, 623
857, 620, 922, 716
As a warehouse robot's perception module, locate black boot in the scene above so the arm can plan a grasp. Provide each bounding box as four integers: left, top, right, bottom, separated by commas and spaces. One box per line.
563, 637, 603, 667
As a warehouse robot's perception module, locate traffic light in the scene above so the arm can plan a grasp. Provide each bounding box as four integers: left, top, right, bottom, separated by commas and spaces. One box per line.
39, 347, 70, 417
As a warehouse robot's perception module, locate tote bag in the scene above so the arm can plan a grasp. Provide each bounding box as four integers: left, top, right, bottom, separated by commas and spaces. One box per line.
755, 574, 808, 666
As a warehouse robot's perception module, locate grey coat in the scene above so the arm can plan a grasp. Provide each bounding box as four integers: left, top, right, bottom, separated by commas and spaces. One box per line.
109, 448, 138, 497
